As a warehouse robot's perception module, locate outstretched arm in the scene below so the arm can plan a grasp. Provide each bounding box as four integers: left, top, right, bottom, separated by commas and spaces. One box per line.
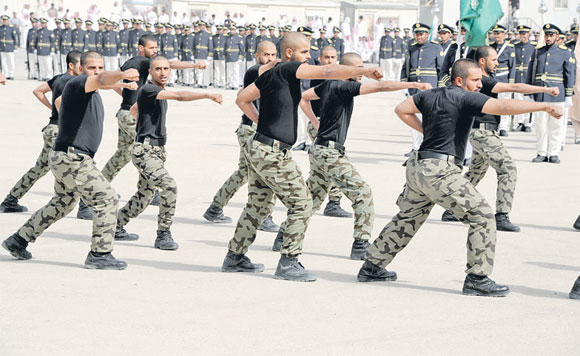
0, 73, 5, 85
85, 68, 139, 93
492, 82, 559, 96
156, 90, 223, 104
296, 63, 383, 81
33, 82, 52, 110
235, 83, 260, 123
482, 98, 563, 118
394, 96, 423, 132
169, 60, 206, 70
360, 80, 432, 95
101, 81, 139, 96
300, 88, 320, 129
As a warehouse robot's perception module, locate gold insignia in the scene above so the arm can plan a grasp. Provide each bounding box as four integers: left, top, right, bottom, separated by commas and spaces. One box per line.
546, 24, 551, 28
440, 51, 444, 56
415, 24, 420, 28
511, 52, 515, 57
439, 24, 444, 29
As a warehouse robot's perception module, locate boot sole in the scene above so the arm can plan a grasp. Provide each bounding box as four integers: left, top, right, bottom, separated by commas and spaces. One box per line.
570, 292, 580, 300
323, 212, 353, 218
222, 266, 264, 273
77, 215, 93, 220
273, 274, 317, 282
496, 227, 521, 232
441, 218, 460, 222
115, 236, 140, 241
155, 244, 179, 250
203, 214, 232, 224
84, 264, 127, 270
462, 289, 509, 297
349, 253, 366, 260
258, 226, 280, 232
2, 240, 32, 260
0, 207, 28, 213
357, 275, 397, 282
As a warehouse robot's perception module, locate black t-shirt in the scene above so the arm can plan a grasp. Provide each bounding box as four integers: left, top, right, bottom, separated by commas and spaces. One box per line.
136, 82, 167, 143
309, 79, 324, 117
47, 73, 73, 125
254, 61, 303, 145
473, 75, 499, 126
55, 75, 105, 156
413, 85, 490, 159
241, 63, 261, 122
120, 55, 150, 110
313, 80, 361, 145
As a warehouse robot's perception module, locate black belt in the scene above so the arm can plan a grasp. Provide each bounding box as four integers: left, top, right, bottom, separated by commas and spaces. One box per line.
53, 144, 95, 158
314, 138, 345, 153
472, 122, 498, 131
253, 132, 292, 151
417, 151, 463, 166
241, 116, 254, 127
136, 136, 166, 146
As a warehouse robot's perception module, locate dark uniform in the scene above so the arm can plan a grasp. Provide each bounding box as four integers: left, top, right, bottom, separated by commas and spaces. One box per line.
316, 31, 331, 51
102, 26, 121, 71
127, 21, 145, 57
0, 16, 19, 79
83, 25, 98, 52
213, 27, 226, 87
118, 20, 131, 65
71, 19, 86, 51
379, 30, 393, 80
437, 24, 458, 85
26, 19, 39, 79
225, 27, 243, 89
180, 28, 195, 86
330, 27, 344, 59
193, 26, 212, 87
392, 29, 406, 82
51, 20, 62, 74
245, 26, 257, 68
513, 25, 536, 130
59, 21, 72, 73
36, 20, 55, 80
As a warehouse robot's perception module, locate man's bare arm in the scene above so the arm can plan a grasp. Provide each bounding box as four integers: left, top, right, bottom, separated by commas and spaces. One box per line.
101, 81, 139, 96
130, 103, 138, 119
235, 83, 260, 123
300, 88, 320, 129
258, 59, 280, 76
55, 96, 62, 112
156, 90, 223, 104
84, 68, 139, 93
296, 63, 383, 81
33, 82, 53, 110
492, 82, 559, 96
360, 81, 432, 95
394, 97, 423, 132
0, 73, 6, 85
482, 98, 563, 118
169, 60, 206, 70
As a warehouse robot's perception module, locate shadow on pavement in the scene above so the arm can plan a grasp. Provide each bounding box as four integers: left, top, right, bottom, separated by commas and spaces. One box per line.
509, 284, 568, 299
525, 261, 580, 272
125, 257, 220, 273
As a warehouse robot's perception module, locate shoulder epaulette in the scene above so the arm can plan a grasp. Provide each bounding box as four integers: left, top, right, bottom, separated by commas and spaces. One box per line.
311, 45, 319, 50
430, 39, 439, 44
507, 43, 514, 47
512, 40, 521, 45
450, 41, 456, 44
530, 41, 538, 45
559, 45, 569, 50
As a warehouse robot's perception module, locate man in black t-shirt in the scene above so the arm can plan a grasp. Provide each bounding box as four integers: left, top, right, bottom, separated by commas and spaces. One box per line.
300, 52, 431, 260
441, 46, 560, 232
204, 40, 281, 233
358, 59, 562, 297
2, 51, 140, 270
0, 51, 82, 214
116, 55, 222, 250
224, 32, 383, 282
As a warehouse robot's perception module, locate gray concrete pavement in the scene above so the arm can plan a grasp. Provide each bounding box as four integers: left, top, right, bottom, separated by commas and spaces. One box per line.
0, 59, 579, 355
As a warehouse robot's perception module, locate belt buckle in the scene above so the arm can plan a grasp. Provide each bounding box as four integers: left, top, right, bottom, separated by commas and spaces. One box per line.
273, 140, 280, 150
479, 123, 485, 130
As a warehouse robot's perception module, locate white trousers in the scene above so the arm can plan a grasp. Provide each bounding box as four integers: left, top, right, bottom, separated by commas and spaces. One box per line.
246, 59, 256, 70
296, 109, 312, 145
498, 92, 513, 131
513, 92, 532, 127
0, 51, 15, 78
37, 55, 53, 80
379, 59, 388, 80
104, 56, 119, 72
26, 52, 38, 78
239, 60, 245, 86
60, 54, 68, 73
392, 58, 404, 81
226, 62, 239, 89
182, 61, 194, 85
51, 53, 61, 74
214, 60, 225, 87
561, 106, 569, 148
207, 58, 214, 86
195, 58, 209, 86
380, 58, 395, 81
119, 55, 130, 67
534, 101, 565, 156
168, 59, 177, 84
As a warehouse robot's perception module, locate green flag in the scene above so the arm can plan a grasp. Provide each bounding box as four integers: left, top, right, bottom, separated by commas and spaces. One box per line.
460, 0, 504, 46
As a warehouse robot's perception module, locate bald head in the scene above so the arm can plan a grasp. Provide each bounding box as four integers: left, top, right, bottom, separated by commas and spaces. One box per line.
319, 45, 338, 65
339, 52, 362, 66
321, 46, 337, 57
80, 51, 102, 66
281, 32, 309, 55
150, 55, 169, 69
256, 40, 276, 54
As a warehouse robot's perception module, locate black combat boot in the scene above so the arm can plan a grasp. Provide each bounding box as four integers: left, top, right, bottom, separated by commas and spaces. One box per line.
462, 274, 509, 297
495, 213, 520, 232
350, 239, 370, 260
323, 200, 352, 218
573, 215, 580, 231
531, 155, 548, 163
441, 210, 460, 222
84, 251, 127, 270
274, 256, 316, 282
548, 155, 560, 164
258, 215, 280, 232
0, 194, 28, 213
203, 203, 232, 223
570, 276, 580, 300
499, 129, 508, 137
2, 233, 32, 260
114, 225, 139, 241
154, 230, 179, 250
76, 200, 93, 220
150, 191, 160, 206
357, 260, 398, 282
221, 251, 264, 272
272, 230, 283, 251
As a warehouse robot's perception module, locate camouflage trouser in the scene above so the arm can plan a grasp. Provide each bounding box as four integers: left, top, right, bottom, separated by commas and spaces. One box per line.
307, 145, 374, 240
366, 154, 496, 276
101, 109, 136, 182
464, 129, 517, 214
307, 121, 342, 202
117, 142, 177, 231
10, 124, 59, 199
212, 122, 257, 209
17, 149, 119, 252
228, 139, 313, 256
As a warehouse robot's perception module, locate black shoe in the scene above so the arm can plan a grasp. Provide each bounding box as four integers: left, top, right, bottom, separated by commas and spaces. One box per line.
203, 203, 232, 223
441, 210, 460, 222
462, 274, 509, 297
548, 155, 560, 164
0, 194, 28, 213
150, 191, 160, 206
221, 251, 264, 272
323, 200, 352, 218
573, 215, 580, 230
258, 215, 280, 232
2, 233, 32, 260
350, 239, 370, 260
357, 260, 398, 282
499, 129, 508, 137
404, 149, 416, 157
272, 230, 283, 251
115, 225, 139, 241
84, 251, 127, 270
570, 276, 580, 299
154, 230, 179, 250
495, 213, 520, 232
292, 142, 307, 151
523, 126, 532, 133
463, 158, 471, 167
515, 123, 525, 132
531, 155, 548, 163
76, 200, 93, 220
274, 256, 317, 282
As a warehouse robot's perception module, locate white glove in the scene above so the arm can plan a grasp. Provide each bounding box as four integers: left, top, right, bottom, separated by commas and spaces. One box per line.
565, 97, 573, 108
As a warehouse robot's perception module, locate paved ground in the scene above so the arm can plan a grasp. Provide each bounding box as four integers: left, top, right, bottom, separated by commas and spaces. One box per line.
1, 58, 579, 355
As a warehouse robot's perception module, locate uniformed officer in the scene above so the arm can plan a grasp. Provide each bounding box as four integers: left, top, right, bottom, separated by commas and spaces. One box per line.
392, 28, 405, 80
180, 25, 195, 86
566, 24, 578, 51
245, 24, 257, 69
0, 15, 19, 80
194, 21, 212, 88
378, 27, 393, 80
330, 26, 344, 60
401, 23, 444, 155
402, 27, 412, 49
237, 26, 247, 87
118, 19, 131, 66
513, 25, 536, 132
225, 24, 243, 90
152, 22, 163, 44
59, 19, 72, 73
26, 17, 40, 79
212, 25, 226, 88
95, 18, 107, 54
144, 22, 152, 35
102, 21, 120, 71
529, 23, 575, 163
298, 26, 319, 65
83, 20, 98, 53
268, 25, 279, 48
316, 28, 330, 51
160, 23, 178, 86
490, 24, 516, 136
71, 18, 85, 52
36, 18, 54, 81
51, 18, 62, 74
255, 25, 269, 51
438, 24, 458, 85
128, 19, 145, 57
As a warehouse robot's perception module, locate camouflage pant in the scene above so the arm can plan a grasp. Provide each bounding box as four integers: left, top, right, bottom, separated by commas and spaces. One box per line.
117, 142, 177, 231
366, 154, 496, 276
307, 145, 374, 240
307, 121, 342, 202
228, 139, 313, 256
212, 122, 257, 209
464, 129, 517, 214
101, 109, 136, 182
10, 124, 58, 199
17, 149, 119, 252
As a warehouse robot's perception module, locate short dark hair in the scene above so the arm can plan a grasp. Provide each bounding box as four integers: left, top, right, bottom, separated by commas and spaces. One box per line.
474, 45, 495, 62
66, 50, 81, 66
450, 59, 480, 83
80, 51, 101, 66
139, 34, 156, 47
149, 55, 168, 69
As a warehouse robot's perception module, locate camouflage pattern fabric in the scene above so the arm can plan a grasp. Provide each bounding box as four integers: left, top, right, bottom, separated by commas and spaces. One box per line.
17, 149, 119, 252
117, 142, 177, 231
227, 140, 313, 256
365, 154, 496, 276
464, 129, 517, 214
10, 124, 59, 199
102, 109, 136, 182
306, 121, 343, 203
